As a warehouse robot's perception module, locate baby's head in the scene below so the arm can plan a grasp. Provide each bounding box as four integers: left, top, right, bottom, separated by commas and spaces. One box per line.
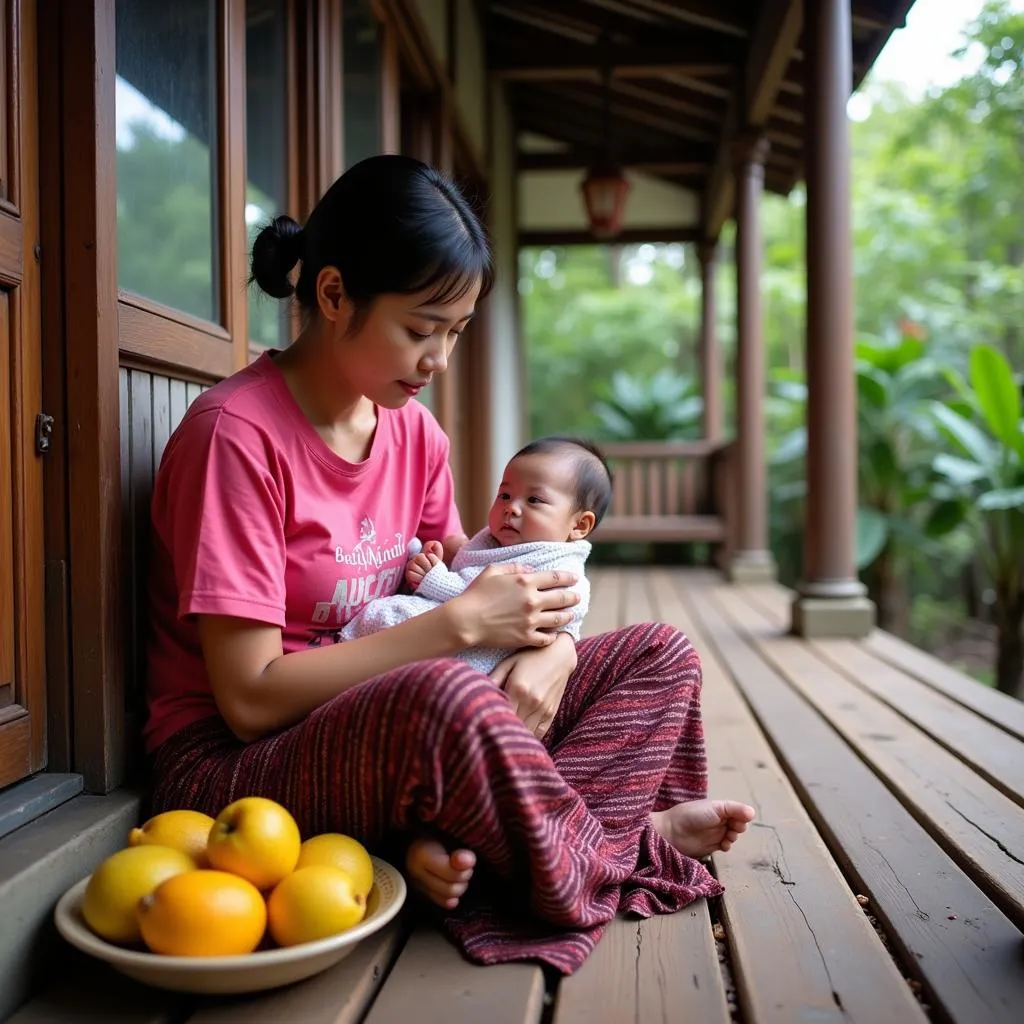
488, 436, 613, 546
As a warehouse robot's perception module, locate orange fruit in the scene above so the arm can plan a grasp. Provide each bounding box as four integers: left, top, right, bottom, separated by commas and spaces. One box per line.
206, 797, 301, 891
267, 866, 367, 947
128, 810, 216, 866
138, 870, 267, 957
81, 845, 196, 945
295, 833, 374, 900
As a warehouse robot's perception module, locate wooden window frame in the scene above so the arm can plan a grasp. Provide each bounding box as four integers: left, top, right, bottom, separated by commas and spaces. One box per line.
113, 0, 249, 382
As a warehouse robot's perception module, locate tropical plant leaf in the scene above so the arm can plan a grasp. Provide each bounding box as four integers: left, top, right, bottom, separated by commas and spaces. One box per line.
856, 369, 888, 409
771, 426, 807, 465
933, 452, 988, 486
925, 499, 968, 537
977, 487, 1024, 511
969, 344, 1023, 455
856, 507, 890, 569
931, 402, 997, 471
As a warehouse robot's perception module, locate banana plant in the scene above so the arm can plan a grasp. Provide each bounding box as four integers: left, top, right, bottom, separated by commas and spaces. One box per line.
591, 368, 704, 441
854, 335, 952, 633
931, 344, 1024, 698
768, 337, 951, 631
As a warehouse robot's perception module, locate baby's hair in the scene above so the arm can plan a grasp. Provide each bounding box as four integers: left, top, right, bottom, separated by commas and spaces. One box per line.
512, 436, 614, 527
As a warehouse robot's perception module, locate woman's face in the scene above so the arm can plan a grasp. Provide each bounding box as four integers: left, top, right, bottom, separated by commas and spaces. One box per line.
328, 275, 482, 409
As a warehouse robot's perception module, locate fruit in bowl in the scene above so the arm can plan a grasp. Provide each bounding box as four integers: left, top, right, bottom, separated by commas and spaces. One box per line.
138, 870, 268, 956
81, 845, 196, 945
128, 809, 216, 866
206, 797, 302, 891
73, 797, 384, 957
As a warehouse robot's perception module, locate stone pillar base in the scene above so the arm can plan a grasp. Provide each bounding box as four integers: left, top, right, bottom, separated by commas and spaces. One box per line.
791, 594, 876, 639
728, 550, 777, 584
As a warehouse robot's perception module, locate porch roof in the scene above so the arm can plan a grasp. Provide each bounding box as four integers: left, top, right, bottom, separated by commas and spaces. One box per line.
488, 0, 916, 237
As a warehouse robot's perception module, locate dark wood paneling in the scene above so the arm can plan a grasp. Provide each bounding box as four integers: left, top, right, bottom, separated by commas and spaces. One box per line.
119, 367, 206, 762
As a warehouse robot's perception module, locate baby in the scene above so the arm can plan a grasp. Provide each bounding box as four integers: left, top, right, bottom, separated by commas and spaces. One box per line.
337, 436, 613, 671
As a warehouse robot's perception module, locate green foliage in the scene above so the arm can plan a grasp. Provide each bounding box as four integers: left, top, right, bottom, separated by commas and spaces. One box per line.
592, 369, 703, 441
930, 344, 1024, 694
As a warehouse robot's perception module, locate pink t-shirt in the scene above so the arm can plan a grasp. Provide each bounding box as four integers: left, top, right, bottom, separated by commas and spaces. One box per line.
143, 352, 462, 752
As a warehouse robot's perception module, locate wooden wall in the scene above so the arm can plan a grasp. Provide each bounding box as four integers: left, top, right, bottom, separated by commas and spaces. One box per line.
118, 368, 205, 762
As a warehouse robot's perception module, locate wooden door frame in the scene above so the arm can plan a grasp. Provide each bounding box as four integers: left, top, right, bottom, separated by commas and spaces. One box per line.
0, 0, 46, 790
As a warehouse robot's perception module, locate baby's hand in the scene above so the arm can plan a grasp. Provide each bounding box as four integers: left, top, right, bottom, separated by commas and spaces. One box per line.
406, 545, 443, 589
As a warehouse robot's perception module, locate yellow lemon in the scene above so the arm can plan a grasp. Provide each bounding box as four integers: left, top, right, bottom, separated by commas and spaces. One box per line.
81, 845, 196, 945
138, 870, 267, 957
267, 866, 367, 947
128, 809, 216, 866
295, 833, 374, 900
206, 797, 301, 891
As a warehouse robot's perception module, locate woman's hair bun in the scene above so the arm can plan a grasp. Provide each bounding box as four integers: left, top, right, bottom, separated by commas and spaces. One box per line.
250, 215, 305, 299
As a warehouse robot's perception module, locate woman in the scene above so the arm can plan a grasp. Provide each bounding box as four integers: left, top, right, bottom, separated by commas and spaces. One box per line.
145, 154, 754, 973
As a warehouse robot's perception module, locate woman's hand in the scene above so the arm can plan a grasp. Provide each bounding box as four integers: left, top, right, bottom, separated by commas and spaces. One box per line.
491, 633, 578, 740
449, 565, 579, 649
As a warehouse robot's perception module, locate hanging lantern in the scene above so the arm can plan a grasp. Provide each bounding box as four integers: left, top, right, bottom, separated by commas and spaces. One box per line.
580, 164, 631, 239
581, 56, 630, 240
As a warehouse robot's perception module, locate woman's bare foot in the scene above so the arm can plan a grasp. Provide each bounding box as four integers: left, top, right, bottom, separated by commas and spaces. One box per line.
406, 836, 476, 910
651, 799, 756, 857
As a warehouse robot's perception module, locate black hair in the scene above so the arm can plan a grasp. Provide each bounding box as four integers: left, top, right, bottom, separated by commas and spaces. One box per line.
250, 155, 493, 320
512, 436, 614, 527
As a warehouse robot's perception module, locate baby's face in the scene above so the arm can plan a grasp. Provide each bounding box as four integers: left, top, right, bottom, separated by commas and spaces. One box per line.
487, 453, 586, 545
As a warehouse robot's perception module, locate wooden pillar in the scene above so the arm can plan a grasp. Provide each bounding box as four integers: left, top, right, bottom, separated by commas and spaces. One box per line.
728, 132, 776, 583
698, 240, 721, 443
791, 0, 875, 637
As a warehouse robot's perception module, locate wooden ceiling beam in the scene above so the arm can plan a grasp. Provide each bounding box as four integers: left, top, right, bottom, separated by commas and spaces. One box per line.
514, 96, 685, 156
702, 0, 802, 238
611, 80, 723, 124
554, 83, 718, 143
517, 150, 712, 176
490, 38, 738, 81
519, 226, 702, 248
655, 72, 732, 100
605, 0, 749, 37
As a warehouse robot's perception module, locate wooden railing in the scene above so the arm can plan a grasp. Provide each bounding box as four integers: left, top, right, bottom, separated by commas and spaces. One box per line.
592, 441, 733, 554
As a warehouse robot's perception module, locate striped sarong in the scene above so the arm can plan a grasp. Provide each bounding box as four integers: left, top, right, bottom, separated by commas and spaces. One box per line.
150, 622, 724, 974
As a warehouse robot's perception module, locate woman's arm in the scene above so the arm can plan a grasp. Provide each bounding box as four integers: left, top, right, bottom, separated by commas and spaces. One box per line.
490, 633, 578, 740
200, 566, 580, 742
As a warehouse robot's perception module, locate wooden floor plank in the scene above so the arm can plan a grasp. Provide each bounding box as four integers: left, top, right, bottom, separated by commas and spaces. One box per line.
585, 568, 625, 637
720, 590, 1024, 931
552, 911, 729, 1024
6, 956, 188, 1024
647, 571, 925, 1024
687, 573, 1024, 1024
624, 567, 657, 623
363, 926, 545, 1024
864, 630, 1024, 741
731, 585, 1024, 806
735, 580, 1024, 743
186, 920, 405, 1024
817, 639, 1024, 806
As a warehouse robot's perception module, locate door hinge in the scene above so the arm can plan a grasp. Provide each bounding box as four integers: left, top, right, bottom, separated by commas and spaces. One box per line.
35, 413, 55, 454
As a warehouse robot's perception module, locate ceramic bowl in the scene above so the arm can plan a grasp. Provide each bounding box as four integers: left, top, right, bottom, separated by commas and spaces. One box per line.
54, 856, 406, 995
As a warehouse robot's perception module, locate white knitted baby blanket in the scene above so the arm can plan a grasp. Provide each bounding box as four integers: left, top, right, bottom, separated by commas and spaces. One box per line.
337, 528, 592, 674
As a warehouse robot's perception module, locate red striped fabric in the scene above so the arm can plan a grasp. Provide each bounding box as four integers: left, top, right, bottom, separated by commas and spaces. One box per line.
150, 622, 723, 973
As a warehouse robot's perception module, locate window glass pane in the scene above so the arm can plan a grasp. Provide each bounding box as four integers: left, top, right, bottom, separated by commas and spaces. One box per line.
246, 0, 290, 350
343, 0, 381, 169
115, 0, 219, 323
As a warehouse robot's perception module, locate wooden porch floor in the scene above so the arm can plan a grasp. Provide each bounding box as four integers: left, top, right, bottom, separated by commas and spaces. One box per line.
15, 569, 1024, 1024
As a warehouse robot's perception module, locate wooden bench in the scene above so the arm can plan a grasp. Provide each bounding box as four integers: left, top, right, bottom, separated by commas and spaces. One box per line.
591, 441, 732, 552
10, 567, 1024, 1023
